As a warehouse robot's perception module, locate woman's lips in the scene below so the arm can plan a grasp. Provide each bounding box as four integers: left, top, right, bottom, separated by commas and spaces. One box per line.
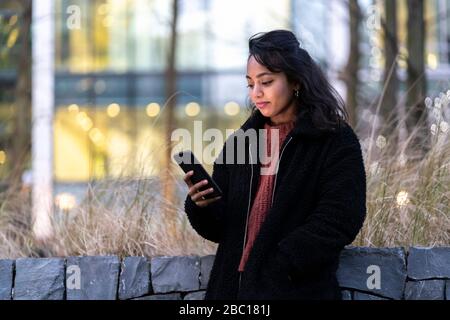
256, 102, 269, 108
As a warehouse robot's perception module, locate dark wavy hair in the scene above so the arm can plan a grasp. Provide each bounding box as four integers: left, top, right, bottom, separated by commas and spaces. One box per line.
248, 30, 348, 132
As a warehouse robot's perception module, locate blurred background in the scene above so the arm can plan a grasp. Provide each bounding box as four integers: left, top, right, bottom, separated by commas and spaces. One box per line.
0, 0, 449, 257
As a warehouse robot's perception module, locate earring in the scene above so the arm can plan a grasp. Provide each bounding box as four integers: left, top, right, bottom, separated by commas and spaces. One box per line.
294, 89, 299, 97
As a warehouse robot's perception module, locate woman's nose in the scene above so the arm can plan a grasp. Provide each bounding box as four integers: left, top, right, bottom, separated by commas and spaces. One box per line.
253, 85, 263, 98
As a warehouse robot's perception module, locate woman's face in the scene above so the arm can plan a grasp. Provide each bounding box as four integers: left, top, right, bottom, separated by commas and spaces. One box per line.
246, 55, 298, 125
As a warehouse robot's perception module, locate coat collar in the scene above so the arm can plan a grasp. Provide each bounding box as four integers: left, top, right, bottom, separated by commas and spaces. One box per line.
240, 109, 334, 139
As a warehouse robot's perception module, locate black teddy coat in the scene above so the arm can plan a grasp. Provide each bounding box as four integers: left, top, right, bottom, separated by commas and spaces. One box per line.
184, 109, 367, 300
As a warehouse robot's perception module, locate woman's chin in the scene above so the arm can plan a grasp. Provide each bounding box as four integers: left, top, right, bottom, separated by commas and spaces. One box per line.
258, 109, 272, 117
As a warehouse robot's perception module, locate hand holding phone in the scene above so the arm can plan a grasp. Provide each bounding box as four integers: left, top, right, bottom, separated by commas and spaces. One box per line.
174, 150, 223, 207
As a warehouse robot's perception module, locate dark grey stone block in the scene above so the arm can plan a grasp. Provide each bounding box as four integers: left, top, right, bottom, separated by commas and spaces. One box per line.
336, 246, 406, 300
0, 260, 14, 300
133, 293, 182, 300
341, 290, 352, 300
151, 256, 200, 293
184, 291, 206, 300
200, 255, 215, 290
66, 256, 120, 300
354, 291, 389, 300
446, 280, 450, 300
119, 257, 151, 300
407, 246, 450, 280
13, 258, 65, 300
405, 280, 445, 300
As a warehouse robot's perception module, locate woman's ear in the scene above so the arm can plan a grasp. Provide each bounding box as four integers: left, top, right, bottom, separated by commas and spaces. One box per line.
291, 82, 300, 91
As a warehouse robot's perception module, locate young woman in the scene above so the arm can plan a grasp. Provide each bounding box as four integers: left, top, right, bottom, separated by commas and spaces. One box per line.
183, 30, 366, 300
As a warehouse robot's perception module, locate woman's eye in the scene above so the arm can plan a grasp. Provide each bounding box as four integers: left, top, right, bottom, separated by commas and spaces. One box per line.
246, 80, 272, 89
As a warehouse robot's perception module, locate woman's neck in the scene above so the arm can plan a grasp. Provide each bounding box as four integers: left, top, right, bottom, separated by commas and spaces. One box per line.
268, 104, 298, 126
268, 116, 296, 126
269, 120, 292, 126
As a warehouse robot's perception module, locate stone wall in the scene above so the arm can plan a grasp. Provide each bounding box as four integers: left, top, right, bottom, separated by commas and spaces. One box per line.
0, 246, 449, 300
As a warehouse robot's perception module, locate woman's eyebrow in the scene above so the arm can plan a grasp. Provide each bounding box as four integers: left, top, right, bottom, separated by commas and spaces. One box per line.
245, 72, 274, 79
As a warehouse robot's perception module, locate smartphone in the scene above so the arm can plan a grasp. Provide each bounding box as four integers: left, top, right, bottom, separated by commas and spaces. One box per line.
173, 150, 223, 199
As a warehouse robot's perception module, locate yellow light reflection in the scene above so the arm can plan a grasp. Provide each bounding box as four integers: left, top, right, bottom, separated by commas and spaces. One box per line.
427, 54, 438, 70
76, 112, 87, 122
0, 150, 6, 165
224, 101, 240, 116
396, 191, 409, 207
55, 110, 90, 181
146, 103, 160, 117
89, 128, 105, 146
68, 104, 79, 113
76, 112, 93, 131
107, 103, 120, 118
7, 28, 19, 48
55, 193, 76, 211
81, 119, 93, 131
185, 102, 200, 117
93, 155, 105, 179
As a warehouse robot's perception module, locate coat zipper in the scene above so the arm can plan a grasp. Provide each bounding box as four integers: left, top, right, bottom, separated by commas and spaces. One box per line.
271, 136, 293, 207
239, 143, 254, 292
238, 136, 292, 293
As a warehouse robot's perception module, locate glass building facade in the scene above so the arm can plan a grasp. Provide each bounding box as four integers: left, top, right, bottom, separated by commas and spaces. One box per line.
52, 0, 295, 183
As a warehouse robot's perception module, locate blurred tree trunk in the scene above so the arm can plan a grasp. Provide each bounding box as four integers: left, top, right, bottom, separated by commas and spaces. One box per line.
380, 0, 399, 141
163, 0, 179, 231
9, 0, 32, 188
343, 0, 361, 128
406, 0, 428, 153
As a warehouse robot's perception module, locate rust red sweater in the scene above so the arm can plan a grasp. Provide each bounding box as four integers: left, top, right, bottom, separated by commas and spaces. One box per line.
238, 120, 296, 272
